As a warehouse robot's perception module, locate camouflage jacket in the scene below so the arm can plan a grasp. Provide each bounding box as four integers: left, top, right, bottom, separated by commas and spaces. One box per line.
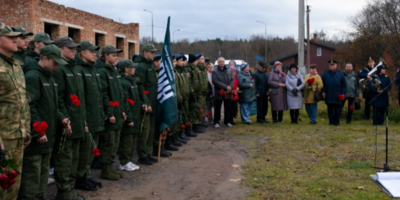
0, 53, 30, 143
197, 63, 209, 94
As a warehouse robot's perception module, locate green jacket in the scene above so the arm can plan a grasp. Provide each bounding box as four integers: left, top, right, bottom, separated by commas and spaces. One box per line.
0, 53, 30, 144
197, 63, 208, 94
24, 59, 63, 154
24, 49, 39, 73
53, 59, 86, 139
176, 67, 190, 101
96, 59, 125, 130
134, 55, 157, 114
120, 74, 142, 134
13, 50, 26, 67
186, 63, 202, 95
75, 55, 105, 133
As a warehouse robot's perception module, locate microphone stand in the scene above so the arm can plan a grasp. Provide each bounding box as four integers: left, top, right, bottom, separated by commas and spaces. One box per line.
369, 75, 400, 172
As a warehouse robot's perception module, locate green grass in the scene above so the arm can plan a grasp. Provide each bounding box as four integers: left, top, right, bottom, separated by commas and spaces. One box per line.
230, 103, 400, 200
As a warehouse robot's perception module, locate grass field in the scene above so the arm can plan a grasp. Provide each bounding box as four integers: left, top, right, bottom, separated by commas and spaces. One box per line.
230, 102, 400, 200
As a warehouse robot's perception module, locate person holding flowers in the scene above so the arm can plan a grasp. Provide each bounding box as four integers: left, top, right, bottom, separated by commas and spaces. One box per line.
237, 64, 255, 124
18, 45, 70, 200
52, 37, 88, 200
268, 61, 288, 123
304, 64, 323, 124
117, 60, 143, 171
96, 45, 126, 180
321, 59, 347, 126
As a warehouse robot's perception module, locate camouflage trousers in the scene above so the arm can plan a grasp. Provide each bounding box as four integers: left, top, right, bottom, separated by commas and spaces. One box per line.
76, 133, 94, 181
18, 153, 50, 200
119, 133, 138, 165
99, 129, 121, 164
84, 131, 100, 179
0, 138, 24, 200
189, 94, 206, 124
137, 114, 155, 159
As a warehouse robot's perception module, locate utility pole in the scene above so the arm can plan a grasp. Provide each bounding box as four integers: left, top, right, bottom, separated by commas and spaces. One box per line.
298, 0, 305, 74
306, 5, 311, 73
256, 20, 267, 61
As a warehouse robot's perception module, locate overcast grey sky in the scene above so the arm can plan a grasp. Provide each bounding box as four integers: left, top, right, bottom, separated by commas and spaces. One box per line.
53, 0, 370, 42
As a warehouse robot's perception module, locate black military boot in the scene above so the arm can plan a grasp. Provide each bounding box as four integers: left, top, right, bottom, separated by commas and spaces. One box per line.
164, 138, 179, 151
193, 124, 205, 133
171, 135, 183, 146
185, 126, 197, 137
175, 134, 187, 144
179, 131, 190, 141
152, 146, 170, 157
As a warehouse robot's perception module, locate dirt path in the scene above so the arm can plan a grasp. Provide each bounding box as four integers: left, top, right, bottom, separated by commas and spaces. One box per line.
45, 126, 250, 200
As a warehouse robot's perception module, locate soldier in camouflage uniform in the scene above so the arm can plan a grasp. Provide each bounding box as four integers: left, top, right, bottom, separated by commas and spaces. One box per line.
0, 23, 30, 200
186, 54, 205, 133
197, 55, 209, 128
24, 33, 54, 73
11, 26, 33, 67
18, 45, 69, 200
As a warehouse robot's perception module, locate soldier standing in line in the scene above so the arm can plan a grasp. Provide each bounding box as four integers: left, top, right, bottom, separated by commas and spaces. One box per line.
24, 33, 54, 73
95, 45, 126, 180
133, 44, 159, 165
186, 54, 204, 133
18, 44, 70, 200
52, 37, 87, 200
117, 60, 143, 171
75, 41, 103, 190
11, 26, 33, 66
0, 22, 31, 200
197, 55, 209, 129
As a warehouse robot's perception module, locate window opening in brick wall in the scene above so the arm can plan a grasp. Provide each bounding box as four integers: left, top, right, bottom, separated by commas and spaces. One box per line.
44, 23, 60, 41
128, 42, 136, 60
68, 27, 81, 43
95, 33, 105, 49
116, 37, 124, 57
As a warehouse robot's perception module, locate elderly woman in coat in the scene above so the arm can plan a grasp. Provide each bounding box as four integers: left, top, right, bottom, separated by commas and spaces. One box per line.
237, 63, 256, 124
285, 63, 305, 124
268, 61, 288, 123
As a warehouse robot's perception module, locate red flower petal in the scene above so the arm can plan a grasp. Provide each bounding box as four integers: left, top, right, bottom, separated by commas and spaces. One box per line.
181, 125, 186, 129
142, 90, 149, 95
114, 101, 120, 107
109, 101, 115, 107
33, 122, 42, 133
70, 94, 78, 100
72, 99, 80, 106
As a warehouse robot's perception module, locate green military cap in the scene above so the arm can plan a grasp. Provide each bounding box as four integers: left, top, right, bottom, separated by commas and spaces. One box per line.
101, 45, 122, 55
40, 44, 68, 65
55, 36, 79, 48
77, 41, 99, 52
142, 44, 158, 52
11, 26, 33, 36
32, 32, 54, 44
117, 59, 138, 71
0, 22, 22, 37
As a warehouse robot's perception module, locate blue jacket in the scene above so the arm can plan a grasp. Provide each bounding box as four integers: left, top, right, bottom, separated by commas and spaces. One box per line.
368, 74, 391, 107
237, 71, 256, 103
396, 69, 400, 100
322, 70, 347, 105
253, 69, 268, 97
358, 66, 374, 99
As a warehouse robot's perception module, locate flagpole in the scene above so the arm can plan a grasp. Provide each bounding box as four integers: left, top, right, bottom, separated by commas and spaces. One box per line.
158, 135, 162, 162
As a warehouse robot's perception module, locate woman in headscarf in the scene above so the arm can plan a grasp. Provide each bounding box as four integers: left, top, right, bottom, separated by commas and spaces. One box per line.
237, 63, 256, 124
268, 61, 288, 123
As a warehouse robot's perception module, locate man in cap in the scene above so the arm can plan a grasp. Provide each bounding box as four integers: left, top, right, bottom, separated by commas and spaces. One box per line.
52, 37, 87, 200
24, 32, 54, 73
322, 59, 347, 126
134, 44, 159, 165
368, 65, 391, 125
75, 41, 103, 190
96, 45, 126, 179
11, 26, 33, 65
358, 57, 376, 120
253, 61, 269, 123
117, 60, 144, 170
0, 22, 30, 200
18, 44, 71, 200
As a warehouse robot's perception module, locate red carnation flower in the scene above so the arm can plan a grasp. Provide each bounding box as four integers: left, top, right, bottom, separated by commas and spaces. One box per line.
8, 179, 15, 186
7, 170, 17, 180
161, 138, 165, 141
161, 132, 167, 136
72, 99, 80, 106
305, 100, 308, 104
70, 94, 78, 100
0, 174, 9, 185
126, 99, 135, 105
114, 101, 120, 107
338, 94, 345, 101
181, 125, 186, 129
33, 122, 42, 133
306, 77, 315, 85
92, 148, 100, 157
281, 73, 285, 77
200, 110, 205, 113
109, 101, 115, 107
142, 90, 149, 95
185, 122, 191, 126
250, 78, 254, 80
202, 115, 205, 118
167, 128, 171, 132
218, 89, 226, 96
349, 105, 355, 111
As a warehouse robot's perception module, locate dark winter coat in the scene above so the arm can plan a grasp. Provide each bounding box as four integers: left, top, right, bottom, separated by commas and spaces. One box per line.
368, 74, 391, 107
134, 55, 157, 114
237, 71, 256, 103
343, 70, 360, 98
253, 69, 269, 97
268, 69, 288, 111
321, 70, 347, 105
120, 74, 142, 134
212, 66, 234, 100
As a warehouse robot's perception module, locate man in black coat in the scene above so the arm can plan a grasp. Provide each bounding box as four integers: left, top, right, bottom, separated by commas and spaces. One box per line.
253, 61, 269, 123
322, 59, 347, 126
